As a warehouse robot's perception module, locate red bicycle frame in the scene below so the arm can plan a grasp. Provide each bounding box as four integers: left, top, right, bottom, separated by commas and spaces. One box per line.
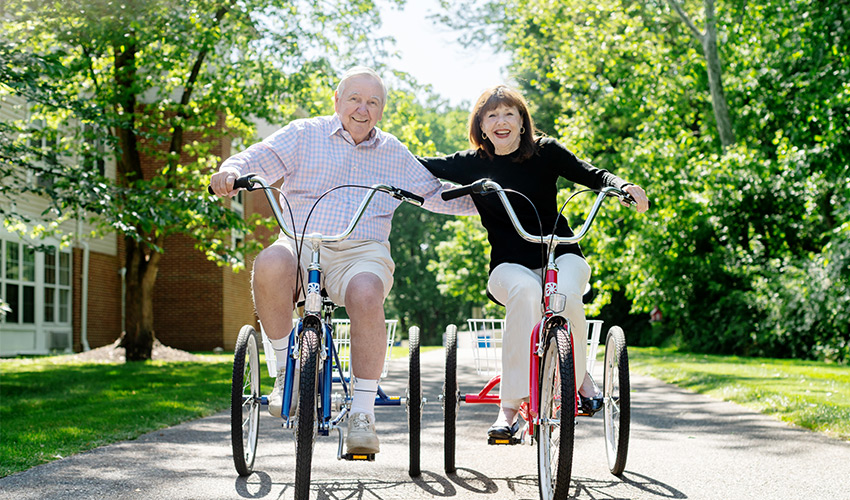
460, 259, 581, 438
452, 181, 626, 441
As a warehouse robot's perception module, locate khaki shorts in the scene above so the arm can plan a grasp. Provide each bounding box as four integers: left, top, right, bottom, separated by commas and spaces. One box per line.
270, 236, 395, 307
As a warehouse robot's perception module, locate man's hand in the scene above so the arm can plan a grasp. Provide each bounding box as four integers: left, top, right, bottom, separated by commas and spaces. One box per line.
209, 167, 241, 197
623, 184, 650, 213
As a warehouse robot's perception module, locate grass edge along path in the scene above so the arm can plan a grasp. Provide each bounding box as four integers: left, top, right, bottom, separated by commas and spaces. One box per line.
628, 347, 850, 443
0, 356, 234, 478
0, 347, 433, 478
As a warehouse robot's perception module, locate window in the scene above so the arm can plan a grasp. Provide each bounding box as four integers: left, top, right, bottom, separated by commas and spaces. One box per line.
82, 123, 106, 176
0, 238, 71, 326
27, 119, 60, 189
44, 250, 71, 324
2, 240, 36, 324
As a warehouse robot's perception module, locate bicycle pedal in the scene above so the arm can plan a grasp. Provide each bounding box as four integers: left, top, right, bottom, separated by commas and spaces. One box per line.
342, 453, 375, 461
488, 436, 520, 445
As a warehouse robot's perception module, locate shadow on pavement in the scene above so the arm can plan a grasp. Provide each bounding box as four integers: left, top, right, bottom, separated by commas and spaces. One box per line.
229, 467, 686, 500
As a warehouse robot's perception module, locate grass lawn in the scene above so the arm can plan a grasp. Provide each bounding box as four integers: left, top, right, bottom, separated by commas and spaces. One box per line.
0, 355, 234, 477
0, 345, 435, 477
628, 347, 850, 442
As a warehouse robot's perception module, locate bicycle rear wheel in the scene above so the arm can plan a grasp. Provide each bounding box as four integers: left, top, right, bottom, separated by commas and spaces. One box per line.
231, 325, 261, 477
537, 324, 575, 500
442, 324, 459, 473
294, 325, 320, 499
603, 326, 630, 475
407, 326, 422, 477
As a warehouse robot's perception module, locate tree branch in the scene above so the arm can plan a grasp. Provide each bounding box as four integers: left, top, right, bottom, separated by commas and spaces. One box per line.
666, 0, 704, 42
166, 4, 232, 184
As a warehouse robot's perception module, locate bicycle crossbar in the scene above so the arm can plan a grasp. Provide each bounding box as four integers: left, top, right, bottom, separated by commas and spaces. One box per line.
375, 396, 403, 406
461, 375, 502, 404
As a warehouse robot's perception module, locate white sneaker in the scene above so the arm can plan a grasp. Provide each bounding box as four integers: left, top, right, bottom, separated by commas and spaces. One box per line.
346, 412, 380, 454
267, 366, 299, 418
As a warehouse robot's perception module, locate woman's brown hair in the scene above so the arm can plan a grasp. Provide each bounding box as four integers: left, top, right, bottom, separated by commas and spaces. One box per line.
468, 85, 539, 161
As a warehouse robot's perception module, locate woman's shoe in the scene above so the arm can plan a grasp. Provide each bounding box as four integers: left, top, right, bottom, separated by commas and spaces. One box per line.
579, 394, 603, 414
487, 418, 521, 439
487, 423, 512, 438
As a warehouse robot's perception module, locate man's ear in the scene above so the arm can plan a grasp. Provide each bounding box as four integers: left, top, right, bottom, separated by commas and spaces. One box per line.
333, 91, 340, 112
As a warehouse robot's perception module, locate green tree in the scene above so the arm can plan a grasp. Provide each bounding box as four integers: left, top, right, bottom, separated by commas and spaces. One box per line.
1, 0, 400, 360
380, 85, 479, 344
435, 0, 850, 361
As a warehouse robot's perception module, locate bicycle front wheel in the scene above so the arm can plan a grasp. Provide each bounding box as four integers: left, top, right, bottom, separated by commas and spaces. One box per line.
603, 326, 630, 475
231, 325, 261, 477
407, 326, 422, 477
442, 324, 459, 474
537, 325, 575, 500
294, 325, 321, 499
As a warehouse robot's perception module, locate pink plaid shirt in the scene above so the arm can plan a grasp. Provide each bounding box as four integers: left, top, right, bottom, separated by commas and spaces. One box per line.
221, 114, 476, 241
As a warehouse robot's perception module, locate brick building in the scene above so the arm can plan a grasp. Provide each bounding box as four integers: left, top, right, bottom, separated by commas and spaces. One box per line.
0, 95, 268, 355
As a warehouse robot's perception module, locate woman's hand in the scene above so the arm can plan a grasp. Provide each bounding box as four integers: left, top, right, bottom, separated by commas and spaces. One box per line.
622, 184, 650, 213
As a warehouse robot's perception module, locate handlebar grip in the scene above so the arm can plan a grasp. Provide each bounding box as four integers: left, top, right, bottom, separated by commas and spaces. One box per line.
207, 173, 256, 195
441, 178, 492, 201
396, 188, 425, 205
441, 185, 474, 201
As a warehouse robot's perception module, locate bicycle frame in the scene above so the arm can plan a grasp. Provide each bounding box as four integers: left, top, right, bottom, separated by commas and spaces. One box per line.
450, 180, 629, 440
240, 174, 421, 442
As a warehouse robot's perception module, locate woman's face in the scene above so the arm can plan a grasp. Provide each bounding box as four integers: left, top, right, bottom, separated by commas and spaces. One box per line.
480, 104, 523, 155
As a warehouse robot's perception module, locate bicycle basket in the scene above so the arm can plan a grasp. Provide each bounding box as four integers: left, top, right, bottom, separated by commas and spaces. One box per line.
331, 318, 398, 379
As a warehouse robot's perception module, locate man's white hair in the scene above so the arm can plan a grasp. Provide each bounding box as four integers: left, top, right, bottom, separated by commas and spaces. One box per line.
336, 66, 387, 104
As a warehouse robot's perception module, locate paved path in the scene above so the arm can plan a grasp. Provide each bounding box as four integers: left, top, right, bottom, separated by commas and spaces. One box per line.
2, 340, 849, 500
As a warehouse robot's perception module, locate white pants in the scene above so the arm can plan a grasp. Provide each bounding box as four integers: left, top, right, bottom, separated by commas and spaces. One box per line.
488, 253, 591, 405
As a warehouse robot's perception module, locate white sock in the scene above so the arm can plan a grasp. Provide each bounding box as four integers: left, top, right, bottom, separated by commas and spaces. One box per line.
496, 397, 523, 425
579, 373, 601, 397
270, 335, 290, 373
350, 377, 379, 418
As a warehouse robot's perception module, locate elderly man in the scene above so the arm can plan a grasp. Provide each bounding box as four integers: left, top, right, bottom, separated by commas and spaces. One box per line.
210, 66, 474, 455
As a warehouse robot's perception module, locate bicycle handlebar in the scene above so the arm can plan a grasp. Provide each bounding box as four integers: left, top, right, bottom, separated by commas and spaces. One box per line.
442, 178, 631, 246
441, 178, 491, 201
209, 173, 425, 243
207, 175, 254, 195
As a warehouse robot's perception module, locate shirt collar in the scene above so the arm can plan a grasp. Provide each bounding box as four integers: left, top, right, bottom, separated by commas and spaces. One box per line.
330, 113, 381, 148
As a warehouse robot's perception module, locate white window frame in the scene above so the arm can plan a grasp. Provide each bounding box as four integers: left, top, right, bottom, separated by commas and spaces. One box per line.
0, 235, 73, 355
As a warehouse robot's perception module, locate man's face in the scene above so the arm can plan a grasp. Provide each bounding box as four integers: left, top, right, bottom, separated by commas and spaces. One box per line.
334, 74, 385, 144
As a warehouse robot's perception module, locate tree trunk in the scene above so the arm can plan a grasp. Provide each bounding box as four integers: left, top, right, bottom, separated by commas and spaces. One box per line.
668, 0, 735, 150
121, 236, 163, 361
701, 0, 735, 150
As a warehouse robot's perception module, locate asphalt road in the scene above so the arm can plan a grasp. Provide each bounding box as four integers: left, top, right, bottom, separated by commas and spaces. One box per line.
2, 338, 849, 500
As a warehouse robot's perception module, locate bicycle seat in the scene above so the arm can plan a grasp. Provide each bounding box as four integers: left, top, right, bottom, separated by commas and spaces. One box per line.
485, 283, 594, 306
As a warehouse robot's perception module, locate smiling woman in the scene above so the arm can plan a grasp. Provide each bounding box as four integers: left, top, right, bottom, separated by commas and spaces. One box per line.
480, 105, 523, 155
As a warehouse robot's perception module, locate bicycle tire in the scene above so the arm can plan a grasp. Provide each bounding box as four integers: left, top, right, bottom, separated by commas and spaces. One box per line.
537, 324, 575, 500
443, 324, 459, 474
294, 325, 320, 500
407, 326, 422, 477
603, 325, 631, 475
231, 325, 261, 477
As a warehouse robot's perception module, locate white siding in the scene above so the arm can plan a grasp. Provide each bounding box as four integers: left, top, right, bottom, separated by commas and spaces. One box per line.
0, 95, 117, 256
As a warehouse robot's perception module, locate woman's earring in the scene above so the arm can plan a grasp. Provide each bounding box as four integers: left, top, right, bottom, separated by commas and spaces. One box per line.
481, 132, 488, 140
520, 126, 525, 135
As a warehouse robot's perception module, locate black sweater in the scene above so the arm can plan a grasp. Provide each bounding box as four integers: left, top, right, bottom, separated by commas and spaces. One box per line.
419, 137, 628, 272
